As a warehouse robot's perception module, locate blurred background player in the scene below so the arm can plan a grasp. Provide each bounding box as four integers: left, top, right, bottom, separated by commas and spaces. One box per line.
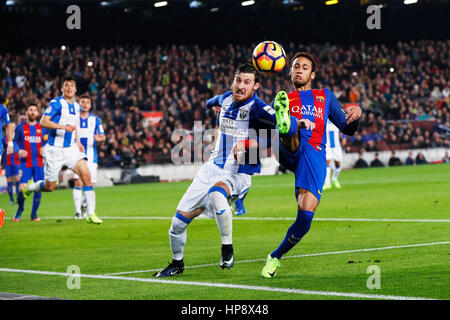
0, 94, 15, 228
23, 76, 102, 225
72, 94, 105, 220
323, 119, 344, 190
13, 103, 46, 221
233, 193, 248, 216
154, 64, 278, 278
0, 94, 15, 160
261, 52, 362, 278
3, 126, 20, 205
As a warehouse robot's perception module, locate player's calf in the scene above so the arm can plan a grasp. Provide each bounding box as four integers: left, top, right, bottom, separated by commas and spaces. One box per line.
208, 184, 234, 269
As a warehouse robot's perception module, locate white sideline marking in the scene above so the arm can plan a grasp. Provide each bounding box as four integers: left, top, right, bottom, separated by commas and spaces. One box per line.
5, 216, 450, 223
104, 241, 450, 276
0, 267, 438, 300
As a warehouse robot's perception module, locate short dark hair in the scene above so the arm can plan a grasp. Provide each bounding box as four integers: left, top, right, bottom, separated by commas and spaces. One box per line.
291, 52, 317, 73
80, 93, 91, 101
61, 75, 76, 87
235, 63, 260, 83
27, 102, 39, 110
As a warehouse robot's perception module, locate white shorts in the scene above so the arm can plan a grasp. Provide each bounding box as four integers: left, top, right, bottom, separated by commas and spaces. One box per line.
177, 161, 252, 219
73, 162, 98, 184
326, 146, 343, 162
43, 144, 87, 182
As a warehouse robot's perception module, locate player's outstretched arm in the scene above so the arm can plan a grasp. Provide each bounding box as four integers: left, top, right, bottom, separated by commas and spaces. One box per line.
327, 89, 361, 136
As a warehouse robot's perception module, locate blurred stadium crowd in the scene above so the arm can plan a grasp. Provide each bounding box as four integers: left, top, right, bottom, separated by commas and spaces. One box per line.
1, 39, 449, 168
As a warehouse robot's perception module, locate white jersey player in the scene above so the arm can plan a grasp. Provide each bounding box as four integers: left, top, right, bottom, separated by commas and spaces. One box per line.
73, 94, 105, 219
324, 119, 343, 189
23, 76, 103, 224
154, 64, 277, 278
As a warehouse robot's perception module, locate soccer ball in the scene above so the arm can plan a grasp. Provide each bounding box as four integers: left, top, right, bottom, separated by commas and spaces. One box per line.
252, 41, 286, 73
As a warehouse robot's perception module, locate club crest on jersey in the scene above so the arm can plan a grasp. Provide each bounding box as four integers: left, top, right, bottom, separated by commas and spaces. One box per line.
316, 96, 325, 102
239, 109, 248, 119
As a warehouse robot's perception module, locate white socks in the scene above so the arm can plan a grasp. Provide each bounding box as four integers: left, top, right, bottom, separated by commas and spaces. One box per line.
332, 165, 342, 182
29, 181, 45, 192
169, 213, 191, 261
73, 187, 82, 214
209, 190, 233, 245
325, 166, 331, 186
83, 187, 96, 216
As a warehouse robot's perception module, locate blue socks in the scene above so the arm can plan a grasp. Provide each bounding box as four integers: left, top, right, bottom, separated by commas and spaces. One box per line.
7, 181, 14, 202
31, 192, 42, 219
271, 210, 315, 259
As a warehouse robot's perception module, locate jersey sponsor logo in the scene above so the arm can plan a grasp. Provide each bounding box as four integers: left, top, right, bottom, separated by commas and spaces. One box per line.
219, 117, 247, 138
290, 105, 324, 119
24, 136, 42, 143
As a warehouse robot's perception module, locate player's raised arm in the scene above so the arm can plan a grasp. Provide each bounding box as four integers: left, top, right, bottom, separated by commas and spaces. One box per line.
327, 89, 361, 136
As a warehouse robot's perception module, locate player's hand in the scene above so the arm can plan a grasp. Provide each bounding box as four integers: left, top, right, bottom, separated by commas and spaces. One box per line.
78, 143, 85, 153
6, 145, 14, 155
233, 140, 258, 162
212, 106, 221, 116
39, 147, 44, 156
346, 106, 362, 124
63, 125, 76, 132
297, 119, 315, 131
18, 149, 28, 158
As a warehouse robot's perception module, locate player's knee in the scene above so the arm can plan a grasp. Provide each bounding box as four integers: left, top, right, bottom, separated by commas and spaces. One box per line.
169, 212, 192, 235
208, 186, 228, 201
46, 182, 56, 191
74, 179, 83, 188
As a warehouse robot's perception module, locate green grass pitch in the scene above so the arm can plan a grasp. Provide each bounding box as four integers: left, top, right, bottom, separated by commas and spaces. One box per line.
0, 164, 449, 300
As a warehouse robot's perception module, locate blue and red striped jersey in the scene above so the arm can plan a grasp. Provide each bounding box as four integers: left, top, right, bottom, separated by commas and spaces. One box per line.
2, 137, 19, 166
287, 88, 359, 150
14, 123, 46, 167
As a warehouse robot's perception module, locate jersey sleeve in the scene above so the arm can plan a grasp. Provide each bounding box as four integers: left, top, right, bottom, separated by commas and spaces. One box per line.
13, 124, 23, 151
252, 100, 277, 128
95, 116, 105, 135
205, 91, 232, 109
327, 89, 360, 136
1, 106, 10, 125
43, 99, 61, 118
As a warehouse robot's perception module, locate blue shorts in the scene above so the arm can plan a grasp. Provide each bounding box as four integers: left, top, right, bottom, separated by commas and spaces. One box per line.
6, 164, 19, 177
19, 165, 45, 184
279, 139, 326, 202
